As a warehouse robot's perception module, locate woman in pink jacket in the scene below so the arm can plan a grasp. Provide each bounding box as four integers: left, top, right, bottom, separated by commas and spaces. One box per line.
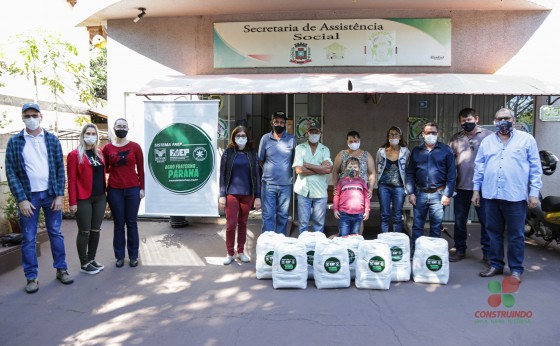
67, 123, 107, 275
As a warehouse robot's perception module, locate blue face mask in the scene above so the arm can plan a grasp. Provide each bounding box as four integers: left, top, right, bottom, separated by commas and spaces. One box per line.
496, 120, 513, 135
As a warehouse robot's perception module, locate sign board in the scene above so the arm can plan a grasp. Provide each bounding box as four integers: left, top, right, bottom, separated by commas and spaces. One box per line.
144, 101, 219, 216
214, 18, 451, 68
540, 105, 560, 122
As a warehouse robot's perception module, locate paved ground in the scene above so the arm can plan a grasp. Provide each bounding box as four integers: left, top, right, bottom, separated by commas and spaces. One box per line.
1, 217, 560, 346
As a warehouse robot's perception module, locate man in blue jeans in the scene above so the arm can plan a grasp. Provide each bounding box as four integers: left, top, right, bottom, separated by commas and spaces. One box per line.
406, 122, 456, 250
293, 121, 332, 234
448, 108, 493, 264
473, 108, 542, 283
258, 111, 296, 235
5, 103, 73, 294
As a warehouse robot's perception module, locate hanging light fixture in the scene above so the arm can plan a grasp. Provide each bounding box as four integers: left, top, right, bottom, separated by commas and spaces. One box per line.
133, 8, 146, 23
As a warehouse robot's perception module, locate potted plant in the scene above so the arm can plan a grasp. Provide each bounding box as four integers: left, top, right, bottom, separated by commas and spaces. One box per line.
2, 192, 45, 233
2, 192, 20, 233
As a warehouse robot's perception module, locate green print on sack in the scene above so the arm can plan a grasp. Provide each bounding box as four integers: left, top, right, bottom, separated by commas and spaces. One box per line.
369, 256, 386, 272
324, 257, 341, 273
426, 255, 443, 271
390, 246, 403, 262
280, 255, 297, 271
148, 123, 215, 194
265, 251, 274, 266
347, 249, 356, 264
307, 250, 315, 265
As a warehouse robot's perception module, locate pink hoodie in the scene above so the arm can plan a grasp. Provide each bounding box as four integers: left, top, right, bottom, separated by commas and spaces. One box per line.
333, 176, 370, 215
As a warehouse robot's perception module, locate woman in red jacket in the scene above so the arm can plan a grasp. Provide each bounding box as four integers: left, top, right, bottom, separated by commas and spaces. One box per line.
67, 123, 107, 275
103, 118, 145, 268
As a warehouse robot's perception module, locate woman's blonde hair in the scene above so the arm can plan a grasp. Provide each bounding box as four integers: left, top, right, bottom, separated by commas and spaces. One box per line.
77, 123, 103, 164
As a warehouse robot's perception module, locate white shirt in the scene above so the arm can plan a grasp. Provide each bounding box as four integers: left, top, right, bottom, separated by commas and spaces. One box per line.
23, 129, 49, 192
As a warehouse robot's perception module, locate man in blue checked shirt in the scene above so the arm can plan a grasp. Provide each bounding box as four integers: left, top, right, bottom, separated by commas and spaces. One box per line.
5, 103, 73, 294
406, 122, 456, 249
473, 108, 542, 283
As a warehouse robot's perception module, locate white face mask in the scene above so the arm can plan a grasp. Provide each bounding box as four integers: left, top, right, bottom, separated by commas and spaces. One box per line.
84, 135, 97, 145
308, 134, 321, 144
424, 134, 438, 145
389, 138, 400, 146
235, 137, 247, 148
348, 142, 360, 151
23, 117, 41, 131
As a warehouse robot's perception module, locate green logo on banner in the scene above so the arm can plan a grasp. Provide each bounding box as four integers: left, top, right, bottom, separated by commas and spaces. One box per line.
148, 123, 215, 194
369, 256, 386, 273
280, 255, 297, 271
426, 255, 443, 271
324, 257, 341, 273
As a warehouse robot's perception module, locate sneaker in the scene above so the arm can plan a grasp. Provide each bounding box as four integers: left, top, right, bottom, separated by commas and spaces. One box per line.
449, 252, 466, 262
90, 260, 105, 271
129, 259, 139, 267
80, 262, 101, 275
56, 269, 74, 285
25, 279, 39, 294
115, 259, 124, 268
223, 255, 234, 265
238, 253, 251, 263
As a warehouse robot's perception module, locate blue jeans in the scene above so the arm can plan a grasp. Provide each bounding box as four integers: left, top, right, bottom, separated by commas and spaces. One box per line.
484, 199, 527, 274
453, 189, 490, 255
412, 191, 445, 245
107, 186, 141, 260
338, 211, 363, 236
261, 181, 292, 235
378, 184, 405, 233
19, 191, 67, 280
297, 194, 327, 234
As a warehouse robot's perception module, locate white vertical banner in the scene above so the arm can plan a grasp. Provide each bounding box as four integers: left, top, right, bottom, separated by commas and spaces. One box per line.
144, 100, 219, 216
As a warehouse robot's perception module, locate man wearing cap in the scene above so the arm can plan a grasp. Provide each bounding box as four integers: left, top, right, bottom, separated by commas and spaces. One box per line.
293, 121, 332, 234
258, 111, 296, 235
5, 103, 73, 294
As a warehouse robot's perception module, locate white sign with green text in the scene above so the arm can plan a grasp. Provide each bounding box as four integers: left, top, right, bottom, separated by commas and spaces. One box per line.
214, 18, 451, 68
144, 101, 219, 216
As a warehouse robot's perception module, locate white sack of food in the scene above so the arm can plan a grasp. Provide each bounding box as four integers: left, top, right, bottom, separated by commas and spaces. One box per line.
272, 237, 308, 289
298, 231, 327, 279
256, 231, 285, 279
313, 239, 350, 289
333, 234, 364, 279
355, 240, 392, 290
377, 232, 411, 282
412, 236, 449, 284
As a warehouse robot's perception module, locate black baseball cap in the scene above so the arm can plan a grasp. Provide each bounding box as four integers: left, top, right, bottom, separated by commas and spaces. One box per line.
271, 111, 287, 120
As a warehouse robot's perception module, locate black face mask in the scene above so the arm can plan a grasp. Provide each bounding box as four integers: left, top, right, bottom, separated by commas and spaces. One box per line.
273, 125, 285, 134
114, 129, 128, 139
461, 122, 476, 132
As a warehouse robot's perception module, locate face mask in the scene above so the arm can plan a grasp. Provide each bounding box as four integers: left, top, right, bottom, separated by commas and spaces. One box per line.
84, 135, 97, 145
308, 134, 321, 144
235, 137, 247, 148
346, 168, 357, 178
424, 134, 438, 146
496, 120, 513, 135
114, 129, 128, 139
389, 138, 400, 146
23, 117, 41, 131
273, 125, 285, 134
348, 142, 360, 151
461, 122, 476, 132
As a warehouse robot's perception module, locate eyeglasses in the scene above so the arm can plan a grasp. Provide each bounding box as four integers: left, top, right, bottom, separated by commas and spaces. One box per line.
272, 121, 286, 126
468, 139, 475, 151
496, 117, 513, 121
235, 134, 247, 138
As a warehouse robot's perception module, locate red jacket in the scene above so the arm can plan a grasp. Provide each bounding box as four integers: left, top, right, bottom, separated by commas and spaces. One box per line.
67, 148, 106, 206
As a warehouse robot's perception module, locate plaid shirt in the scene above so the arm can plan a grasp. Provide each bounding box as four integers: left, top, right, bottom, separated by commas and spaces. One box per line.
5, 128, 66, 203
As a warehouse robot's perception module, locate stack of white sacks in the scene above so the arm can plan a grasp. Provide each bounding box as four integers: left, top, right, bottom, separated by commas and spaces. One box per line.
256, 231, 285, 279
412, 236, 450, 284
332, 234, 364, 279
298, 231, 327, 279
355, 239, 392, 290
377, 232, 411, 282
272, 237, 308, 289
